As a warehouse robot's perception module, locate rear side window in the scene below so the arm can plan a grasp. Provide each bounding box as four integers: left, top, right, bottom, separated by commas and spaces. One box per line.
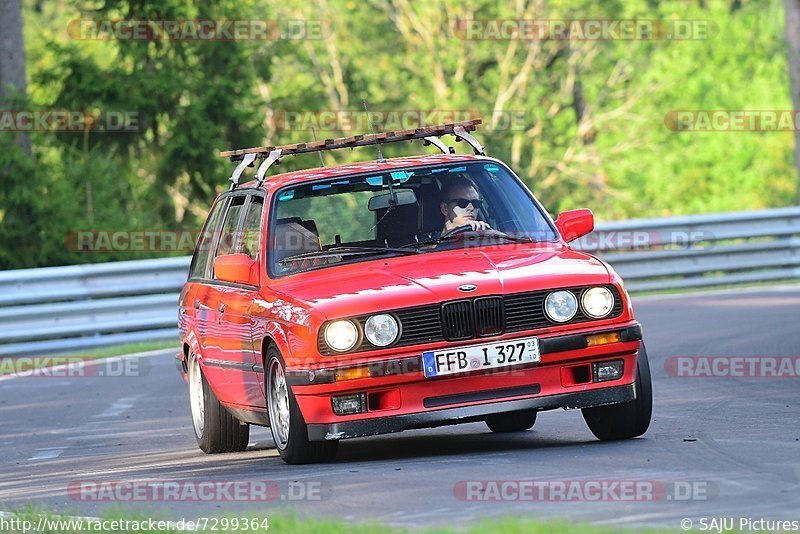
189, 197, 228, 280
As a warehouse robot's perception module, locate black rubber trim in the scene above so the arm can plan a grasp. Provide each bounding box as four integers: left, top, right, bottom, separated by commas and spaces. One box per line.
202, 359, 261, 372
620, 323, 643, 342
423, 384, 541, 408
223, 405, 270, 426
286, 356, 421, 386
539, 334, 587, 353
306, 383, 637, 441
289, 323, 642, 387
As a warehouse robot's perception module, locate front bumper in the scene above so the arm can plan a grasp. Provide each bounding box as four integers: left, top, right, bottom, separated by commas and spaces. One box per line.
295, 323, 643, 439
308, 383, 636, 441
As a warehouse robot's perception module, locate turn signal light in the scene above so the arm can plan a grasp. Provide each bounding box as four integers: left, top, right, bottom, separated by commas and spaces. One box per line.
586, 331, 621, 347
334, 366, 371, 382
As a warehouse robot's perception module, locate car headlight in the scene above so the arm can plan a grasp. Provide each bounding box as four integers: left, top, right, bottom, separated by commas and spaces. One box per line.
324, 320, 359, 352
364, 314, 399, 347
544, 290, 578, 323
581, 286, 614, 318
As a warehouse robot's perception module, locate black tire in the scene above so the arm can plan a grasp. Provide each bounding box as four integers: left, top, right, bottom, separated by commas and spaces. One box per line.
582, 343, 653, 441
485, 410, 537, 433
188, 352, 250, 454
265, 348, 338, 464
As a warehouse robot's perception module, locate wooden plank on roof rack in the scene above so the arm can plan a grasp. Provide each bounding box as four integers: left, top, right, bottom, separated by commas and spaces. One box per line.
220, 119, 481, 160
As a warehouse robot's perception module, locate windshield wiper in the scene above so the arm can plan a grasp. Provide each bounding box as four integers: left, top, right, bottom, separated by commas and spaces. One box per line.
402, 231, 536, 249
488, 233, 536, 244
278, 246, 420, 264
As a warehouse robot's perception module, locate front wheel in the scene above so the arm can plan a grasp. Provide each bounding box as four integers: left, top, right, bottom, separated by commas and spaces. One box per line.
266, 348, 338, 464
188, 351, 250, 453
582, 343, 653, 441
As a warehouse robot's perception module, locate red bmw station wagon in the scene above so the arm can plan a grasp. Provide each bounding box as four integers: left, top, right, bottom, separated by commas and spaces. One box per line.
176, 121, 652, 464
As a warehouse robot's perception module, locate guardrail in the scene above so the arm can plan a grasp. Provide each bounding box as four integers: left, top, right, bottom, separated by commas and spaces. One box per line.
0, 257, 190, 357
1, 207, 798, 357
572, 206, 800, 291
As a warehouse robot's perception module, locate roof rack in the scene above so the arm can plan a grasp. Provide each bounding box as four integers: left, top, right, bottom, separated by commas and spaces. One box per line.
221, 119, 484, 189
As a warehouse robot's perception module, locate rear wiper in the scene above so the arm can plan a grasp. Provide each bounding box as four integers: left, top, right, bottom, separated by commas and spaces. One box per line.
278, 246, 420, 264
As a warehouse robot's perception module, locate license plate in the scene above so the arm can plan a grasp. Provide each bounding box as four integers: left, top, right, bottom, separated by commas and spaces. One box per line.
422, 336, 540, 378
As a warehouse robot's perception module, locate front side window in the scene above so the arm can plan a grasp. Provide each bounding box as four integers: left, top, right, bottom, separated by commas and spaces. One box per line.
269, 162, 557, 276
215, 195, 247, 260
240, 196, 264, 260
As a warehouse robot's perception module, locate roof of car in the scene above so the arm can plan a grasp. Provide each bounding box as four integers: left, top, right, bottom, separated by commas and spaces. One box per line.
237, 153, 491, 191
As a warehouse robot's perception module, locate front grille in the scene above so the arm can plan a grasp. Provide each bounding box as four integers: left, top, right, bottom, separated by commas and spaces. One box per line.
441, 300, 475, 341
317, 285, 624, 355
474, 296, 504, 337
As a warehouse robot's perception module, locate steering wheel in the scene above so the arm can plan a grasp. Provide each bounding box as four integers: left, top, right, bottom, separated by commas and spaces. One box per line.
442, 224, 485, 239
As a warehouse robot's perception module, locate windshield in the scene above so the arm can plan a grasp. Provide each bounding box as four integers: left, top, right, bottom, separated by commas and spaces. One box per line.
269, 161, 557, 276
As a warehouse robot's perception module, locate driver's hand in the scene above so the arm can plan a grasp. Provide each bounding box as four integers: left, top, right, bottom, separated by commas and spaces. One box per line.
443, 217, 491, 234
456, 217, 490, 232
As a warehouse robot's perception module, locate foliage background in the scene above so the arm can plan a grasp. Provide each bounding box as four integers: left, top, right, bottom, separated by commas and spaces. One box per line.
0, 0, 795, 269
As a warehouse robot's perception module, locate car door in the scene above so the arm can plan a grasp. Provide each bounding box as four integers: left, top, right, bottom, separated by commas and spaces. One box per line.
182, 196, 229, 347
201, 193, 264, 408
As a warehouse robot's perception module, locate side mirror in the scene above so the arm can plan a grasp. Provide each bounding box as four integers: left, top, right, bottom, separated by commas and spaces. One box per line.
555, 208, 594, 243
214, 253, 258, 286
368, 189, 417, 211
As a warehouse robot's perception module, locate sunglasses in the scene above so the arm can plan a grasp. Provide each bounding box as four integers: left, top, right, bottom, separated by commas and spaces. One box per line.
447, 198, 484, 210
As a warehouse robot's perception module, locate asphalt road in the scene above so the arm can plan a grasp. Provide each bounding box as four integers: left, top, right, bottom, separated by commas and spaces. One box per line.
1, 286, 799, 530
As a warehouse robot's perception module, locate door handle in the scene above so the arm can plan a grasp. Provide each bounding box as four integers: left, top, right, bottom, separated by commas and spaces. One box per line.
218, 303, 226, 313
194, 300, 200, 309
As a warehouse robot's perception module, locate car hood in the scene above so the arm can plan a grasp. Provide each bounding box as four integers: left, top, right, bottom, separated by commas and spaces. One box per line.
268, 244, 612, 320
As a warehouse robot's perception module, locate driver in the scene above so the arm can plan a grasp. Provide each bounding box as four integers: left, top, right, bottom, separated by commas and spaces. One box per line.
439, 177, 491, 236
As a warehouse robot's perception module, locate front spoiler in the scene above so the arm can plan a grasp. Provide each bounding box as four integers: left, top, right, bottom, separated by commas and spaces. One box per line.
306, 382, 636, 441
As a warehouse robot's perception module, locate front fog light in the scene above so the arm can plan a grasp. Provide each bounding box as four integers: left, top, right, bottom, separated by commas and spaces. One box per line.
545, 290, 578, 323
332, 393, 367, 415
593, 360, 624, 382
324, 320, 359, 352
582, 286, 614, 318
364, 314, 399, 347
